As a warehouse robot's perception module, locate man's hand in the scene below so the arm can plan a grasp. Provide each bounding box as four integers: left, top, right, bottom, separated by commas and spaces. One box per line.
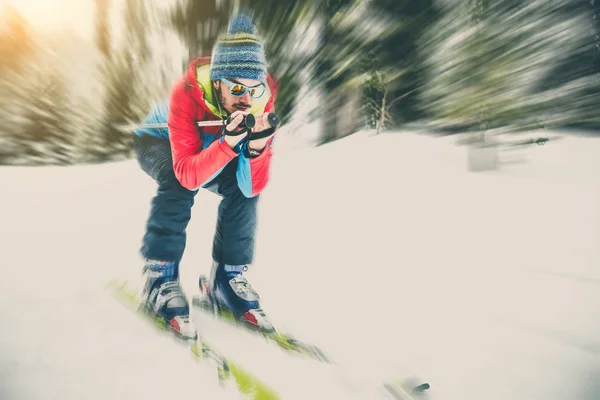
223, 110, 249, 149
248, 112, 277, 151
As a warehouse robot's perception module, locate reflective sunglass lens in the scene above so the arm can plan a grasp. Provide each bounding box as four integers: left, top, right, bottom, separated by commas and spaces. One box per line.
230, 84, 246, 96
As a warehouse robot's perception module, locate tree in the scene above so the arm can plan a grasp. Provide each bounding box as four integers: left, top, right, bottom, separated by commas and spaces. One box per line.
363, 63, 416, 133
368, 0, 440, 125
169, 0, 234, 63
357, 0, 440, 132
531, 0, 600, 130
420, 0, 576, 133
18, 71, 73, 164
97, 0, 162, 158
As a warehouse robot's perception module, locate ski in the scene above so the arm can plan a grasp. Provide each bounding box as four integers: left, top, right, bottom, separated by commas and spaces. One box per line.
191, 275, 431, 400
384, 379, 431, 400
106, 277, 431, 400
192, 274, 331, 364
105, 279, 281, 400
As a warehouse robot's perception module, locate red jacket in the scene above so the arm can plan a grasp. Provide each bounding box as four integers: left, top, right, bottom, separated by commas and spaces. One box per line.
167, 57, 278, 197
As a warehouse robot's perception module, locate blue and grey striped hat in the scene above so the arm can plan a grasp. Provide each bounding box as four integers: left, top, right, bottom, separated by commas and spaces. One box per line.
209, 13, 267, 84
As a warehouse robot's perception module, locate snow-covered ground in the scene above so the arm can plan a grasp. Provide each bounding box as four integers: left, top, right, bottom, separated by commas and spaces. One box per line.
1, 128, 599, 400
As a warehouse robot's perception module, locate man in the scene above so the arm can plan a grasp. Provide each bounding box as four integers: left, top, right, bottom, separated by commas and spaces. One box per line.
133, 12, 278, 339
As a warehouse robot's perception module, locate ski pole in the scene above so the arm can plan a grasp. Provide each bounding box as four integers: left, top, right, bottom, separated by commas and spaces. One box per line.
116, 113, 280, 132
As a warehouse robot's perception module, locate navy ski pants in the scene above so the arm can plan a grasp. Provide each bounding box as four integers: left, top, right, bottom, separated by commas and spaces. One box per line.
133, 134, 259, 266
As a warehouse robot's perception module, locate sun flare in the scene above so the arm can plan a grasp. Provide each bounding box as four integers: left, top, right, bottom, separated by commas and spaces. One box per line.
6, 0, 94, 35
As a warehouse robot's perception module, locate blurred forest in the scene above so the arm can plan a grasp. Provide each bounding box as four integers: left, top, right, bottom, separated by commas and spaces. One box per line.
0, 0, 598, 165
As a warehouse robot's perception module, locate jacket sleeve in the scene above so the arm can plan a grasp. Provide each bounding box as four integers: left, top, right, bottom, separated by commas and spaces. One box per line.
168, 80, 238, 190
135, 102, 169, 139
235, 77, 278, 198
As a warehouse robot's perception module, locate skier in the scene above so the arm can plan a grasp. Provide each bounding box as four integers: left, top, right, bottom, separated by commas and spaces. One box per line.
132, 12, 278, 339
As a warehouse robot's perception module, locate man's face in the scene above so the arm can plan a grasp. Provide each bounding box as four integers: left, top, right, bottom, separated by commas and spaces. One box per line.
213, 78, 263, 115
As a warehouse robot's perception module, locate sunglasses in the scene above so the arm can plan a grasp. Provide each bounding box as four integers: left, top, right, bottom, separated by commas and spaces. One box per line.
221, 78, 266, 99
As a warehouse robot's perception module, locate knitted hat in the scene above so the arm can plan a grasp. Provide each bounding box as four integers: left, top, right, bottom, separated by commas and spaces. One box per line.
209, 13, 267, 84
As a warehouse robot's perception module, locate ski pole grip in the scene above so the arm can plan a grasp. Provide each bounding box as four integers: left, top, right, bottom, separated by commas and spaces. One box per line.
225, 114, 256, 129
224, 113, 280, 129
267, 112, 281, 128
246, 113, 281, 141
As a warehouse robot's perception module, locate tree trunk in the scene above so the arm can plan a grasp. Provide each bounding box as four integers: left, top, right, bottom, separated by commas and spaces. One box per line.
377, 89, 387, 134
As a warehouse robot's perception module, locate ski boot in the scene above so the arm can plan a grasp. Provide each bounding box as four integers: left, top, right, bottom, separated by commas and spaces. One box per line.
197, 261, 274, 333
141, 259, 197, 341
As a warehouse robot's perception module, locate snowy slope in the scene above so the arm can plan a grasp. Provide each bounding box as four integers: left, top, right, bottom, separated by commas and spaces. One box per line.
1, 129, 600, 400
0, 162, 246, 400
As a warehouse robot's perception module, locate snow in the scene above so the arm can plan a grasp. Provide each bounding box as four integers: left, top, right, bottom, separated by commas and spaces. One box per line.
1, 128, 600, 399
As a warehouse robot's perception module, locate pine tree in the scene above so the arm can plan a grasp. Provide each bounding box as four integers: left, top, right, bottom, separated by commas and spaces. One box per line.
420, 0, 581, 134
98, 0, 155, 159
169, 0, 234, 63
18, 71, 73, 165
532, 0, 600, 129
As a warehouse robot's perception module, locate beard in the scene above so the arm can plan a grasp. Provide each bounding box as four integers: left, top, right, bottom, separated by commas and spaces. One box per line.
217, 86, 251, 115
